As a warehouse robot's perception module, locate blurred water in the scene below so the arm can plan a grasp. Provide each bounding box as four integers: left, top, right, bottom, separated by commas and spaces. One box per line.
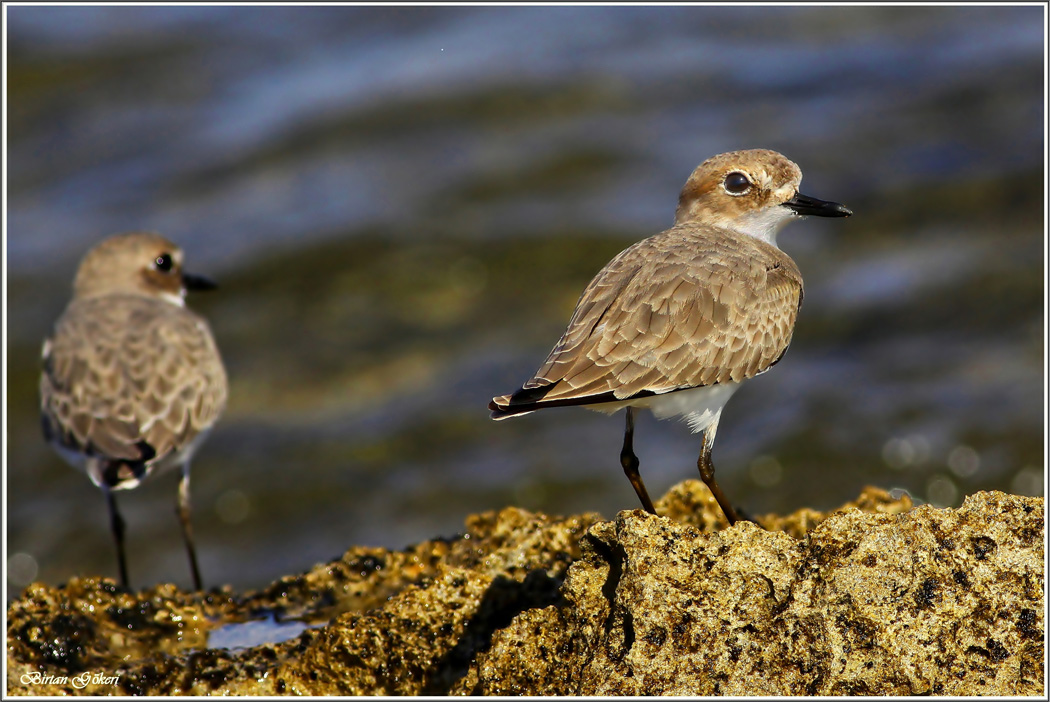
6, 5, 1045, 593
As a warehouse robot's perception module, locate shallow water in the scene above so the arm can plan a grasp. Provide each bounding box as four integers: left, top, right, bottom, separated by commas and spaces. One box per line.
6, 5, 1045, 593
207, 612, 322, 651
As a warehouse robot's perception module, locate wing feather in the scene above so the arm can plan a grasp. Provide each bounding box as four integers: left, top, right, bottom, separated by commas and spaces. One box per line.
491, 223, 802, 413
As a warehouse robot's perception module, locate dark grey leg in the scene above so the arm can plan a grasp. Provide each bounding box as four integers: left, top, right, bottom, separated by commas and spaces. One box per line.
176, 467, 203, 591
105, 489, 130, 589
696, 431, 757, 526
620, 408, 657, 515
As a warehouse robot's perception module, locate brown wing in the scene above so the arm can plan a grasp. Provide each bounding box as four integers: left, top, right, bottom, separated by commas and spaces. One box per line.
41, 295, 227, 465
492, 225, 802, 412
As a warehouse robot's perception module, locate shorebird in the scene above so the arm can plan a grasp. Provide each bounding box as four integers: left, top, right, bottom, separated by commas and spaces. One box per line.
490, 149, 851, 525
40, 232, 227, 589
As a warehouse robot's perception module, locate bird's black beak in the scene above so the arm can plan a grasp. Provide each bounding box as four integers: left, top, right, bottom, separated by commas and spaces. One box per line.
784, 192, 852, 218
183, 272, 218, 291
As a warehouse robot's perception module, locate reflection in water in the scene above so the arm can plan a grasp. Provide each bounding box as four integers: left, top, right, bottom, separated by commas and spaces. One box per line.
6, 5, 1044, 592
207, 612, 323, 651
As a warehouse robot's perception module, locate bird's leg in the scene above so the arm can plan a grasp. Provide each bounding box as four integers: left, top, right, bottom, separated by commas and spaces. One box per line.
696, 430, 748, 526
105, 489, 130, 589
176, 466, 203, 591
620, 407, 657, 515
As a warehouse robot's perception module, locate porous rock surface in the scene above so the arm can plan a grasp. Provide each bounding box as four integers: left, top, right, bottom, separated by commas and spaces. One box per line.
6, 483, 1044, 696
461, 487, 1044, 695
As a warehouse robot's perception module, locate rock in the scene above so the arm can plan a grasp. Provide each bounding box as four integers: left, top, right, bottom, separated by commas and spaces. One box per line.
459, 486, 1044, 696
5, 483, 1044, 696
6, 506, 600, 695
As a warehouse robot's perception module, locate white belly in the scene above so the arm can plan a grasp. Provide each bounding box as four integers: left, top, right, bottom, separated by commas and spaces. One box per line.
584, 382, 741, 434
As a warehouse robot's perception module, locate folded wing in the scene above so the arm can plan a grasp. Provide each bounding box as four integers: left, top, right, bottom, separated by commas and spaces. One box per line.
490, 225, 802, 416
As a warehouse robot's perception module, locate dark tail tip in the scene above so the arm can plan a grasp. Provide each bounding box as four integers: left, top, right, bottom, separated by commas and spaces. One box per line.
489, 397, 515, 420
489, 394, 538, 421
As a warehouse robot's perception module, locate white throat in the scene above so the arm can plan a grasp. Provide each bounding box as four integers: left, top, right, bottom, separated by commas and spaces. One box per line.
732, 204, 796, 249
160, 290, 187, 307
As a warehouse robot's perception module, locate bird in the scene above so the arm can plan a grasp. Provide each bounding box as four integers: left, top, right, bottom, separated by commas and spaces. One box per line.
489, 149, 851, 525
40, 232, 227, 589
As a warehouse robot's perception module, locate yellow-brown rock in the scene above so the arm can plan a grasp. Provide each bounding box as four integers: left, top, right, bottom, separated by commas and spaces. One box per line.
6, 483, 1043, 696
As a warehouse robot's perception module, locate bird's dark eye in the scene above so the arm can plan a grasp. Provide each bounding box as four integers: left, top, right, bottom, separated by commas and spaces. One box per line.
154, 253, 174, 272
723, 172, 752, 195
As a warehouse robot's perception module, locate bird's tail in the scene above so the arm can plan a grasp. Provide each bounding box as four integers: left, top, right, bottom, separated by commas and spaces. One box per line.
488, 394, 537, 421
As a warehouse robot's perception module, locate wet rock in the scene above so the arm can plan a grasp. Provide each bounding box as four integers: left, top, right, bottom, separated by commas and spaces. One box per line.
6, 483, 1043, 696
6, 506, 599, 695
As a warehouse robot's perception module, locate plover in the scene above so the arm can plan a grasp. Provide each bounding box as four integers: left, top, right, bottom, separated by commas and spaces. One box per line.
40, 232, 227, 589
490, 149, 851, 525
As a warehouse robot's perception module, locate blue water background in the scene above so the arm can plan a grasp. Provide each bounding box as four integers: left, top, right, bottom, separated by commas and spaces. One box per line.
6, 5, 1045, 592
